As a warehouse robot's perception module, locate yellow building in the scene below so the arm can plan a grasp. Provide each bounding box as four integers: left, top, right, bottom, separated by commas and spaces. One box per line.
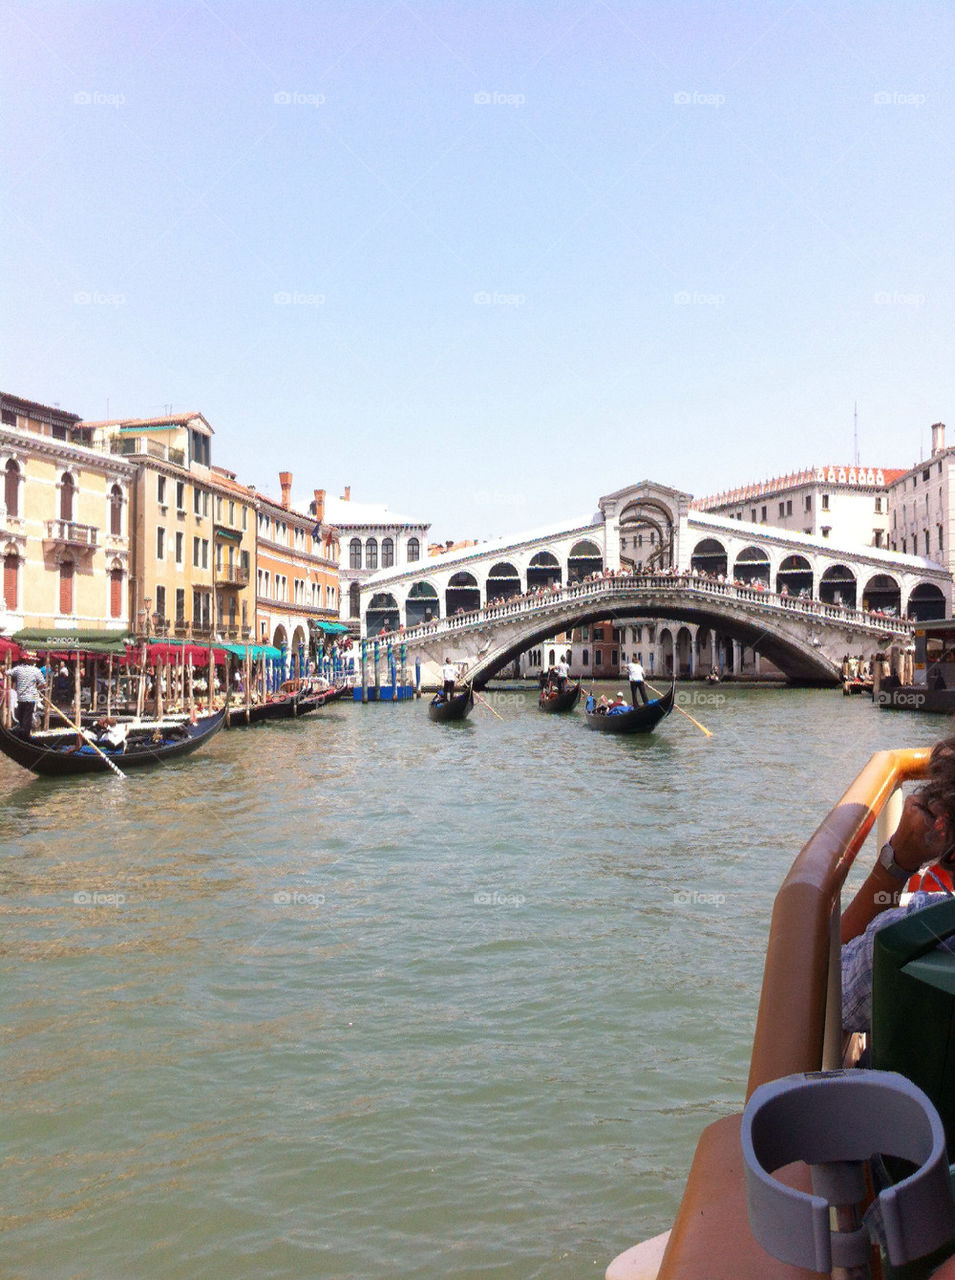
0, 392, 135, 637
210, 466, 257, 641
81, 412, 254, 641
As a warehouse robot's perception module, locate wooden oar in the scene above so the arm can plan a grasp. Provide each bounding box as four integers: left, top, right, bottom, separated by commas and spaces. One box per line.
41, 694, 129, 779
471, 686, 504, 721
646, 681, 712, 737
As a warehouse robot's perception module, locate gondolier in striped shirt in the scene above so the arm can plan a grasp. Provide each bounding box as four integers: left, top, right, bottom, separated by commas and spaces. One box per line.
8, 651, 46, 739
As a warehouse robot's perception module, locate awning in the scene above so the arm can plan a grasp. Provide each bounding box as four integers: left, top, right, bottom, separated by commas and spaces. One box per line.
13, 628, 131, 656
136, 641, 228, 665
221, 642, 283, 660
214, 526, 243, 543
309, 619, 350, 635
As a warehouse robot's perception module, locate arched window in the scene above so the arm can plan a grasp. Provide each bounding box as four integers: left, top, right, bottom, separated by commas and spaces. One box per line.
59, 559, 74, 615
349, 538, 362, 570
407, 536, 420, 562
110, 484, 123, 536
349, 582, 361, 618
4, 460, 20, 517
382, 537, 394, 568
365, 538, 378, 570
110, 567, 124, 619
60, 473, 75, 522
3, 552, 18, 609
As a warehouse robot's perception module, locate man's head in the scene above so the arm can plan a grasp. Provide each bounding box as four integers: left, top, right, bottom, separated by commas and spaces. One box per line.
914, 737, 955, 860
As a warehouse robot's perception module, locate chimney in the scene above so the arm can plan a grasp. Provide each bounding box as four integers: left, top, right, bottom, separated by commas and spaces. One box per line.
279, 471, 292, 509
313, 488, 325, 522
342, 485, 351, 502
932, 422, 946, 456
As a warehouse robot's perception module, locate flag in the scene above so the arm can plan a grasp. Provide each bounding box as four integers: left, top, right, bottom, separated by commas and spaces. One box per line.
311, 523, 322, 541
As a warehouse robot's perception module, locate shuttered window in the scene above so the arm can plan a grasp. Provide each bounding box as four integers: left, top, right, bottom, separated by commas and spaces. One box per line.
3, 554, 18, 609
110, 569, 123, 619
60, 474, 75, 522
59, 561, 74, 614
5, 461, 19, 516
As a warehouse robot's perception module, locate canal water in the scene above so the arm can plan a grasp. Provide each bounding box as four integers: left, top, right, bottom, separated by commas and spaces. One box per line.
0, 686, 948, 1279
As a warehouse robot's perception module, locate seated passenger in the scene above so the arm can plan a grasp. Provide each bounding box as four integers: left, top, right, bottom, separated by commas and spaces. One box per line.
96, 717, 128, 751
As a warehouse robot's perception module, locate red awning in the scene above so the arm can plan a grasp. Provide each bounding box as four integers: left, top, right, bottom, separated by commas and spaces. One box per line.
139, 643, 228, 665
0, 638, 22, 660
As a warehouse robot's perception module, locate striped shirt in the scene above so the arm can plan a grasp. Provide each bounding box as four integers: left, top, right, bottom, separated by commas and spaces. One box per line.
8, 663, 46, 703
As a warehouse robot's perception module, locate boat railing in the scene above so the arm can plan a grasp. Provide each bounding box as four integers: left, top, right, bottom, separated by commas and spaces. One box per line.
645, 746, 932, 1280
369, 573, 915, 648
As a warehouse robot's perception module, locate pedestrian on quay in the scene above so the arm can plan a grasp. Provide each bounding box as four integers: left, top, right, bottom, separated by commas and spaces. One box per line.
627, 657, 649, 705
8, 650, 46, 739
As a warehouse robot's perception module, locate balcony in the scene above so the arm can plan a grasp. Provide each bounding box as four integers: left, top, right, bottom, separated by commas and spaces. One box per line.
110, 436, 186, 467
216, 563, 250, 587
45, 519, 98, 550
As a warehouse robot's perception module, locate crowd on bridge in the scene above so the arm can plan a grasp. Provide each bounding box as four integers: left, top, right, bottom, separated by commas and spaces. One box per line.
371, 564, 910, 642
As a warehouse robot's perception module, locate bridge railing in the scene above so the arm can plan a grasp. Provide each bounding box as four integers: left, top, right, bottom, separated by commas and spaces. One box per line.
367, 572, 916, 646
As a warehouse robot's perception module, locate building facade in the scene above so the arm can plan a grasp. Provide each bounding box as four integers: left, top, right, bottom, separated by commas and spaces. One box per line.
887, 423, 955, 573
210, 466, 257, 641
257, 473, 341, 673
0, 392, 134, 636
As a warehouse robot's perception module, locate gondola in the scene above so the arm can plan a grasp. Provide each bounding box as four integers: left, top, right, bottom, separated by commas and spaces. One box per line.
0, 707, 227, 776
538, 680, 582, 714
583, 681, 675, 734
428, 685, 474, 723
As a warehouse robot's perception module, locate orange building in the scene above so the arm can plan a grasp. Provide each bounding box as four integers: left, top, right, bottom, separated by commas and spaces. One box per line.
255, 472, 340, 674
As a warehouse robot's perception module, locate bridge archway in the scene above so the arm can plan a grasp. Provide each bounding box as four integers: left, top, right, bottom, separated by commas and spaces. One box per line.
676, 625, 693, 676
619, 497, 675, 570
349, 582, 361, 618
907, 582, 947, 621
486, 561, 521, 603
691, 538, 727, 577
659, 627, 674, 674
567, 539, 602, 583
407, 580, 439, 627
367, 592, 400, 634
528, 551, 561, 590
734, 545, 770, 586
446, 571, 480, 615
862, 573, 900, 616
291, 624, 307, 676
776, 554, 813, 598
820, 564, 857, 609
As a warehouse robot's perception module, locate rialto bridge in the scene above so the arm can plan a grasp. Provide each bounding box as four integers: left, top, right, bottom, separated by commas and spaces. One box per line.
357, 482, 951, 685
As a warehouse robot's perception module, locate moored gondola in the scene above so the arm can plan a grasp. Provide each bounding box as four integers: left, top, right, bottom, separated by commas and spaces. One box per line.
538, 680, 582, 713
583, 681, 675, 734
428, 685, 474, 723
0, 707, 227, 776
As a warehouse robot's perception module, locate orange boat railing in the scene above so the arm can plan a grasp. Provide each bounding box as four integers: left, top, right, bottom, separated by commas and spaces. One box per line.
631, 747, 933, 1280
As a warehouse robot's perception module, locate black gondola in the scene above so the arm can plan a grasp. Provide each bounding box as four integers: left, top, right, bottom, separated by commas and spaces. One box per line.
538, 680, 582, 714
0, 708, 227, 776
583, 682, 675, 734
428, 685, 474, 723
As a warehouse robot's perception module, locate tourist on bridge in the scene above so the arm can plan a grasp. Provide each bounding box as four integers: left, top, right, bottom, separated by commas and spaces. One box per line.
441, 657, 457, 702
627, 658, 649, 706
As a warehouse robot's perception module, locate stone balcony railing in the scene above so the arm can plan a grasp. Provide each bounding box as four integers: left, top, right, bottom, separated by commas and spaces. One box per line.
45, 519, 98, 550
216, 564, 250, 587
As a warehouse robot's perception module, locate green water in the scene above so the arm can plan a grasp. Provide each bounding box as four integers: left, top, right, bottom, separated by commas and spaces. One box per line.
0, 686, 946, 1279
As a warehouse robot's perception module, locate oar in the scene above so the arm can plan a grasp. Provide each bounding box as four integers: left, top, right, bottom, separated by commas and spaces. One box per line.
41, 694, 129, 779
646, 680, 712, 738
471, 686, 504, 721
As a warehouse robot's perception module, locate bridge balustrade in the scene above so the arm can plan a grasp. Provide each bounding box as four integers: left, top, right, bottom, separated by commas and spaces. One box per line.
368, 573, 916, 645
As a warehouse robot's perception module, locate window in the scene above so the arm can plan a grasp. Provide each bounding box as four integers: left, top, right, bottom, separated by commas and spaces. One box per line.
173, 531, 183, 565
761, 505, 766, 521
3, 553, 18, 609
60, 473, 75, 522
750, 509, 756, 521
580, 626, 589, 641
873, 530, 883, 548
408, 537, 420, 562
366, 539, 378, 570
822, 494, 830, 511
242, 507, 247, 530
805, 495, 812, 512
611, 650, 618, 666
902, 537, 907, 554
176, 588, 185, 624
594, 627, 604, 641
382, 537, 394, 568
158, 475, 167, 505
155, 585, 166, 623
925, 530, 931, 555
110, 484, 122, 535
107, 567, 123, 618
786, 499, 792, 516
156, 527, 165, 559
176, 480, 185, 510
59, 560, 74, 614
194, 488, 202, 516
778, 502, 785, 517
822, 526, 831, 538
347, 538, 361, 570
875, 496, 882, 513
229, 500, 235, 525
940, 526, 945, 551
4, 460, 20, 516
595, 649, 602, 665
923, 468, 931, 482
202, 539, 209, 569
582, 649, 589, 665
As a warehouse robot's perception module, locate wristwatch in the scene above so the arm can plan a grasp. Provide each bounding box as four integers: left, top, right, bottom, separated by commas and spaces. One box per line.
878, 841, 912, 882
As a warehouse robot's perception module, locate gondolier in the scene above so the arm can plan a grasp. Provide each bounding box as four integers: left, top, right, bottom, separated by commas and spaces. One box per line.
555, 656, 570, 693
441, 657, 457, 701
627, 658, 648, 706
8, 651, 46, 739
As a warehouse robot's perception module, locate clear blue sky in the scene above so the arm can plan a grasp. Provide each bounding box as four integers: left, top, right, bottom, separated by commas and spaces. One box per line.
3, 1, 953, 539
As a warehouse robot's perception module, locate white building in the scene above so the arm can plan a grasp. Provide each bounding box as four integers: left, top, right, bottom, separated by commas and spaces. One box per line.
694, 465, 905, 549
310, 487, 431, 629
887, 423, 955, 573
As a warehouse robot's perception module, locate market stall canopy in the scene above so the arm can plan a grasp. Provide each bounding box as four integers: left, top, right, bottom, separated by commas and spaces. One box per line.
221, 642, 283, 660
138, 641, 228, 665
309, 620, 350, 635
12, 628, 131, 656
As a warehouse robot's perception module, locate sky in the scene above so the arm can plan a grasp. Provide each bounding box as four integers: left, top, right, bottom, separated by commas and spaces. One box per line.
3, 1, 953, 541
